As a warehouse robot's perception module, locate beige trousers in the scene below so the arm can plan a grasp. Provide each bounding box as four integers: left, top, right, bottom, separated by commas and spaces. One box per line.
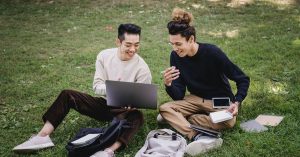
159, 95, 236, 140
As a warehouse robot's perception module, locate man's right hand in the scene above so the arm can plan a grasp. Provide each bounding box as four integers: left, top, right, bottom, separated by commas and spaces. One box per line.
163, 66, 180, 86
123, 106, 136, 111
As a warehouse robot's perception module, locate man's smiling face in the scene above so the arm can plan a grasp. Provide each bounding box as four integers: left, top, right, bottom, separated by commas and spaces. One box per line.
117, 33, 140, 61
169, 34, 193, 57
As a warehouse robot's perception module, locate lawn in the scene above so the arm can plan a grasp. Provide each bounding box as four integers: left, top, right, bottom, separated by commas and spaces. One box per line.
0, 0, 300, 156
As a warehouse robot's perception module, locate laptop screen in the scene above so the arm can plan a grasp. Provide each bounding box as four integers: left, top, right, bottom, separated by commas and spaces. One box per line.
105, 80, 157, 109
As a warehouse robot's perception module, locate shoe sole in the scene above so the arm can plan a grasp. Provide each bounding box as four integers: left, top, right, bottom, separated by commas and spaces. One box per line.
157, 114, 167, 124
13, 143, 54, 153
157, 119, 167, 124
185, 138, 223, 156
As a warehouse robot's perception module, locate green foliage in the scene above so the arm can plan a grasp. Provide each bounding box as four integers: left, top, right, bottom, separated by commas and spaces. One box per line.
0, 0, 299, 156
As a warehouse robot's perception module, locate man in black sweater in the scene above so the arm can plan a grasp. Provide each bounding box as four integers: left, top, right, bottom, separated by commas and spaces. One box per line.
159, 8, 250, 156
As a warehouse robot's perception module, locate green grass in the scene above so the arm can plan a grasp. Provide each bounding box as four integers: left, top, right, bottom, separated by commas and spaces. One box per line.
1, 0, 300, 156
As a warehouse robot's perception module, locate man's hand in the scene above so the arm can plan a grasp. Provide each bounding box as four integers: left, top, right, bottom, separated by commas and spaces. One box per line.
123, 106, 136, 110
163, 66, 180, 86
227, 102, 239, 116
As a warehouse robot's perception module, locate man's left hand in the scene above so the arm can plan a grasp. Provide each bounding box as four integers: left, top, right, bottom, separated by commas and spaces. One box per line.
227, 102, 239, 116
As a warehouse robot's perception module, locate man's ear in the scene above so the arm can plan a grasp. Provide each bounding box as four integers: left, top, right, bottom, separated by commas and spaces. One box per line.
116, 38, 121, 47
189, 35, 195, 43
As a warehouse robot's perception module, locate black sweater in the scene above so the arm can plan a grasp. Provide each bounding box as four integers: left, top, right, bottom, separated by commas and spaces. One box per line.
166, 43, 250, 103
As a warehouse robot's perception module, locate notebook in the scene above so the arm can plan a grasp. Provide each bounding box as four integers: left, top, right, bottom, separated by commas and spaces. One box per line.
209, 110, 233, 123
105, 80, 158, 109
255, 115, 284, 126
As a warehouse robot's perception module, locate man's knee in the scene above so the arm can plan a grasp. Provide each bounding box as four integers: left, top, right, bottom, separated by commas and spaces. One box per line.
212, 118, 236, 130
128, 110, 143, 118
225, 117, 236, 129
227, 123, 235, 129
59, 89, 76, 97
159, 102, 174, 112
187, 114, 198, 122
126, 110, 144, 124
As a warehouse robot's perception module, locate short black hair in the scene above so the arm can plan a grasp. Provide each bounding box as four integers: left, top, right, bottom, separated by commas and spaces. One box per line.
118, 23, 141, 42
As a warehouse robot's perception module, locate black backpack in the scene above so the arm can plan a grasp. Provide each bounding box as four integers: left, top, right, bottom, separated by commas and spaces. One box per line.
66, 118, 130, 157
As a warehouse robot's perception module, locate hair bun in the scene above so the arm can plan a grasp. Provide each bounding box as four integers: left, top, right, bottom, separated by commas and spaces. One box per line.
171, 8, 193, 25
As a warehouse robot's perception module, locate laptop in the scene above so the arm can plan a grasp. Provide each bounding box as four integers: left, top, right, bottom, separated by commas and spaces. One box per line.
189, 125, 221, 138
105, 80, 157, 109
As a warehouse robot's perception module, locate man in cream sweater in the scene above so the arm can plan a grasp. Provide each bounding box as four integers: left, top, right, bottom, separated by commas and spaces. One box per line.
13, 23, 152, 157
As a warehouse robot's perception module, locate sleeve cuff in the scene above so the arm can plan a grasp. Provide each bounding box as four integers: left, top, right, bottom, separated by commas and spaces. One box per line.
235, 96, 243, 104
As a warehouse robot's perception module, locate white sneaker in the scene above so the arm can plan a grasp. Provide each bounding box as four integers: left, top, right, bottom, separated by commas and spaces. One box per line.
13, 135, 54, 153
185, 135, 223, 156
156, 114, 167, 124
90, 148, 115, 157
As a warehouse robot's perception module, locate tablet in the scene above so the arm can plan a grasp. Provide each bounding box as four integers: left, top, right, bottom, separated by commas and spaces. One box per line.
212, 97, 230, 109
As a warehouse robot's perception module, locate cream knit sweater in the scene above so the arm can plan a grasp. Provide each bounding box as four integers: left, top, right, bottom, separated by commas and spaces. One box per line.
93, 48, 152, 96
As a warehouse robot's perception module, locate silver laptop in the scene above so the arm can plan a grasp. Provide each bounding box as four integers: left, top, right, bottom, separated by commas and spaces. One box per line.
105, 80, 157, 109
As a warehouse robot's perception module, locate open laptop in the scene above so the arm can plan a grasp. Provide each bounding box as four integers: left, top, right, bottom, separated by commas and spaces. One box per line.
105, 80, 157, 109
